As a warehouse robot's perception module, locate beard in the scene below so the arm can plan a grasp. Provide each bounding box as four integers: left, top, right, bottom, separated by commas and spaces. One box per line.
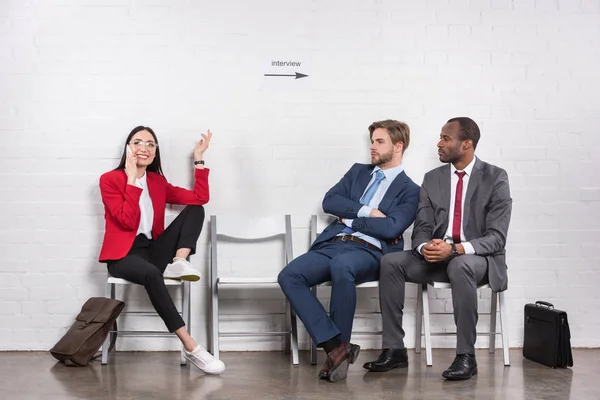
371, 148, 394, 166
438, 145, 461, 164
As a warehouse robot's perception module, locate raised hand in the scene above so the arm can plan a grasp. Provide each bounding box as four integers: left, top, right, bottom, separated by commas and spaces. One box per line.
194, 129, 212, 160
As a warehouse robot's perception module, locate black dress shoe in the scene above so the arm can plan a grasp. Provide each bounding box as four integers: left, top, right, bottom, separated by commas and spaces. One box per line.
442, 354, 478, 380
362, 348, 409, 372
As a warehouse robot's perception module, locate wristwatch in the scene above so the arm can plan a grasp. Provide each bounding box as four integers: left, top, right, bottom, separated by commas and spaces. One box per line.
450, 243, 459, 258
193, 160, 205, 165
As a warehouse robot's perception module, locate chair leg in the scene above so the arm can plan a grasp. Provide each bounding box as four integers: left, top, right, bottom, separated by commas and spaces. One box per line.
499, 291, 510, 366
310, 286, 317, 365
289, 306, 299, 365
185, 281, 192, 332
489, 289, 498, 354
422, 284, 432, 367
181, 281, 191, 365
415, 284, 423, 354
101, 333, 110, 365
211, 283, 220, 359
284, 299, 291, 355
102, 282, 115, 365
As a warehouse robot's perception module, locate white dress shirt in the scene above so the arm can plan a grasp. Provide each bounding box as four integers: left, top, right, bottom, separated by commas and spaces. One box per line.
135, 173, 154, 240
343, 164, 405, 249
418, 157, 476, 255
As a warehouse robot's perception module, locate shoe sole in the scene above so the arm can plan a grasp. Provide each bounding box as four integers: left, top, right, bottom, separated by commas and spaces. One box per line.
442, 367, 478, 380
327, 345, 360, 383
164, 275, 200, 282
328, 359, 350, 382
364, 361, 409, 372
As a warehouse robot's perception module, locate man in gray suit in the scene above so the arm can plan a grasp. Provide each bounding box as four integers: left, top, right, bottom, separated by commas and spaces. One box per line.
363, 117, 512, 380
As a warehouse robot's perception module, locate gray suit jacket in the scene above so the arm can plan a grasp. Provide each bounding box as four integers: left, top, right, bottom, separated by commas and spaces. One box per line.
412, 158, 512, 292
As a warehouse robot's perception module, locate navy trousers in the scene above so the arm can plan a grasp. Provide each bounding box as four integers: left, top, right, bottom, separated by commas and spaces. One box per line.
278, 240, 381, 346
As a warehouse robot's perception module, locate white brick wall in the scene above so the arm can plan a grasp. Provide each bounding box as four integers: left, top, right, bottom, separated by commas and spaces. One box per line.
1, 0, 599, 351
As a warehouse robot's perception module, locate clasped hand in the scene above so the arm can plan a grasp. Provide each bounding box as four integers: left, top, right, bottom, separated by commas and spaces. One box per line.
421, 239, 452, 263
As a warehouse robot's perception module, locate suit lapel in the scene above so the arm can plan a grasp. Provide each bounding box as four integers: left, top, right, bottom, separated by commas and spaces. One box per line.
355, 166, 375, 201
378, 171, 407, 212
463, 158, 482, 230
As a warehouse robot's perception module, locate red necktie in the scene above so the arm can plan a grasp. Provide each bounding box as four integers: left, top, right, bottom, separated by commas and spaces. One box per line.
452, 171, 467, 243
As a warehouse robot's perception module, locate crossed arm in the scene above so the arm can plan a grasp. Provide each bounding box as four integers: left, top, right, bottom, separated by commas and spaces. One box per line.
322, 164, 419, 240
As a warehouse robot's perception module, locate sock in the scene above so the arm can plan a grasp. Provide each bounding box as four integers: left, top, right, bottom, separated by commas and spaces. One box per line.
319, 335, 342, 354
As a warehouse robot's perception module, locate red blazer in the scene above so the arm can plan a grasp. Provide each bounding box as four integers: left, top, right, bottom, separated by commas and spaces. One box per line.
98, 168, 210, 262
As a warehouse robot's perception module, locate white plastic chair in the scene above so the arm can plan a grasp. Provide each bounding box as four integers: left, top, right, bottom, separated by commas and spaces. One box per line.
101, 276, 191, 365
209, 214, 299, 365
309, 214, 382, 365
101, 214, 192, 365
416, 281, 510, 366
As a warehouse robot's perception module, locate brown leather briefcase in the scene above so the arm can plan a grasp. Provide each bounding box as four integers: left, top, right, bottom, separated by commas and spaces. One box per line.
50, 297, 124, 366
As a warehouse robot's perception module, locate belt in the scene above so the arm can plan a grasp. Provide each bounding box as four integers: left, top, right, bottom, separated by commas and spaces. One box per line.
331, 235, 382, 253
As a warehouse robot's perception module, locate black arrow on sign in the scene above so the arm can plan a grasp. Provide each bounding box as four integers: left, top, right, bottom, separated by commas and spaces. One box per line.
264, 72, 308, 79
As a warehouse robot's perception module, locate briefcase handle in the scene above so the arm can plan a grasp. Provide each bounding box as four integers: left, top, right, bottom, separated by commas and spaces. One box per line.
535, 301, 554, 309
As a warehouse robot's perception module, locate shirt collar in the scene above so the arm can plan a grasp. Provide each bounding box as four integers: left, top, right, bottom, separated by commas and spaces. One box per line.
451, 157, 476, 177
373, 164, 404, 182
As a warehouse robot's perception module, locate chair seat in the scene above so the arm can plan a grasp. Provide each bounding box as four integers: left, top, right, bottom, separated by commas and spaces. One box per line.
218, 277, 279, 284
430, 281, 490, 290
107, 276, 183, 286
318, 281, 379, 288
357, 281, 379, 288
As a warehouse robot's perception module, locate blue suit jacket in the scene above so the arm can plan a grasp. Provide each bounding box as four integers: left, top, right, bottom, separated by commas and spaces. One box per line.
312, 163, 420, 254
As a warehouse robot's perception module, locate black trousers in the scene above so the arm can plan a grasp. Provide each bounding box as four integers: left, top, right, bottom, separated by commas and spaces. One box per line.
107, 205, 205, 332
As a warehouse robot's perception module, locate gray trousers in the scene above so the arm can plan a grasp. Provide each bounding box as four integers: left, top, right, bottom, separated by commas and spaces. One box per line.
379, 250, 488, 355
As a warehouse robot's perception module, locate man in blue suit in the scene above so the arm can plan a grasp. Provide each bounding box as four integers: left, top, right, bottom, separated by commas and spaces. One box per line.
278, 119, 420, 382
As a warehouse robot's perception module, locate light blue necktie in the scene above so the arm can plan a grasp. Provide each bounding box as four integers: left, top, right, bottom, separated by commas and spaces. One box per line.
342, 169, 385, 234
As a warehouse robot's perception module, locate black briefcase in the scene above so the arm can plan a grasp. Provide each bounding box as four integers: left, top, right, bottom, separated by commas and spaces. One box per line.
523, 301, 573, 368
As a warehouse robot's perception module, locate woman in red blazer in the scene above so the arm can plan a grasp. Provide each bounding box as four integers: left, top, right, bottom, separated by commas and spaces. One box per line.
98, 125, 225, 374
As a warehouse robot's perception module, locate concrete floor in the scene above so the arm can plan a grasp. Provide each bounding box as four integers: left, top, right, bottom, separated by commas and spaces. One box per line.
0, 349, 596, 400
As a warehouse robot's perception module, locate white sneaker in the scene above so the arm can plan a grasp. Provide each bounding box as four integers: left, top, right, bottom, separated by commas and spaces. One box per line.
184, 345, 226, 375
163, 258, 201, 282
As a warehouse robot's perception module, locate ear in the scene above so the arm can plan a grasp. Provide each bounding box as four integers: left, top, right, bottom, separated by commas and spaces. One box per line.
463, 140, 472, 150
395, 141, 404, 153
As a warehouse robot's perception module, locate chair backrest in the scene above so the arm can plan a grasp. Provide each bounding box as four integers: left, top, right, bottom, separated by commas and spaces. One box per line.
310, 214, 336, 243
210, 215, 293, 281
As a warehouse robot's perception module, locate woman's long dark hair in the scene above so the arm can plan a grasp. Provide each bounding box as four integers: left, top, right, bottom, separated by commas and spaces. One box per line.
114, 126, 164, 176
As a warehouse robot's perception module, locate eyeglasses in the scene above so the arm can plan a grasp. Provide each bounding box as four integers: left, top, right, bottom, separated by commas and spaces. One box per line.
130, 140, 158, 151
